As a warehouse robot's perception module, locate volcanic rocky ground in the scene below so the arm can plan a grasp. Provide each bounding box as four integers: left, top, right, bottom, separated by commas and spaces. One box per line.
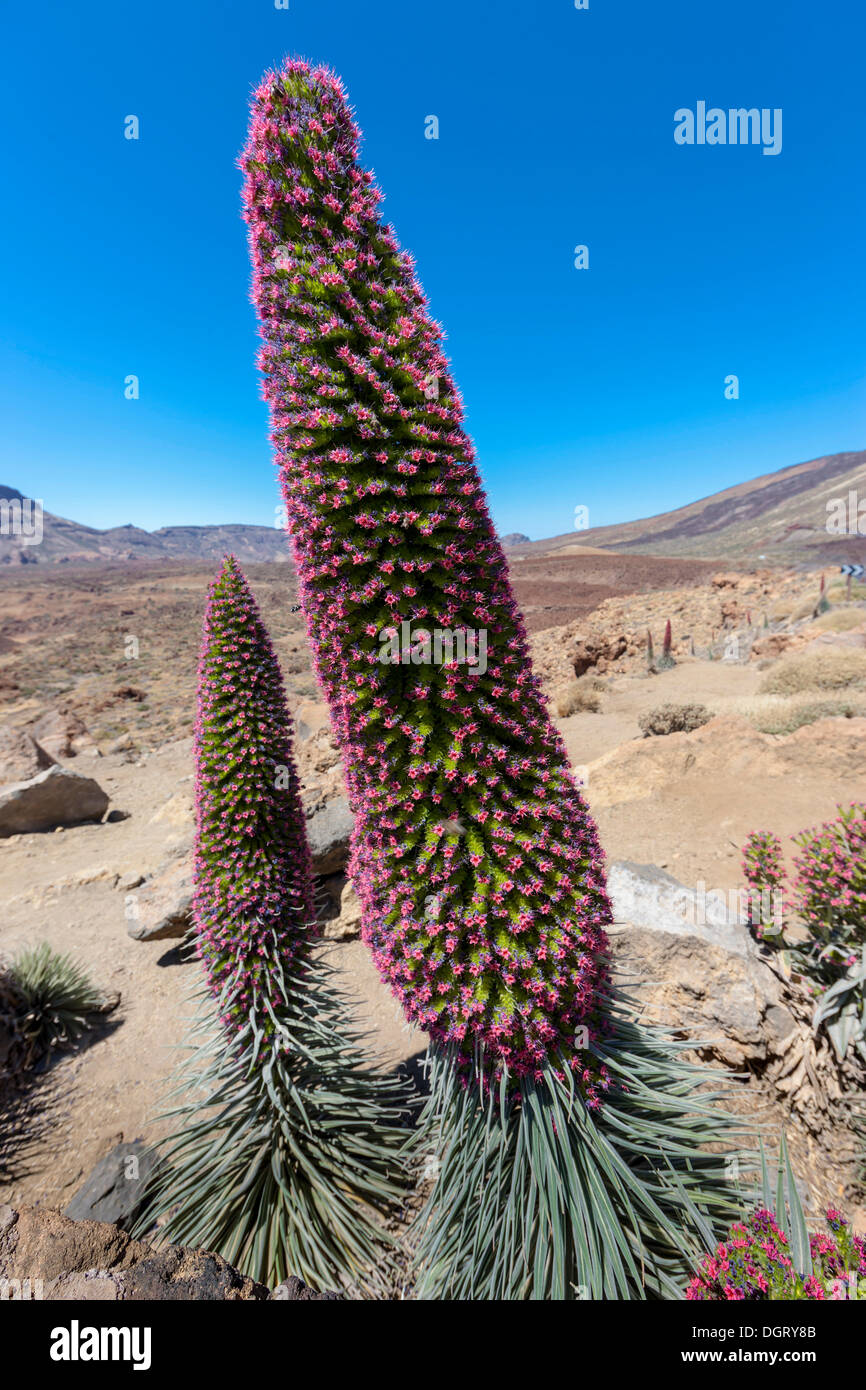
1, 551, 865, 1258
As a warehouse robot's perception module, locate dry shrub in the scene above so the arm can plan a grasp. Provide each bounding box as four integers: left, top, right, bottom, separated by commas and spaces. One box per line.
750, 696, 866, 736
828, 580, 866, 601
554, 680, 603, 717
638, 703, 712, 737
758, 647, 866, 696
790, 596, 821, 621
809, 607, 866, 633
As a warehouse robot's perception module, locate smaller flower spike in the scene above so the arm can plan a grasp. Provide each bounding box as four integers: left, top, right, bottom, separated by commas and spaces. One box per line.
136, 557, 410, 1294
193, 553, 315, 1033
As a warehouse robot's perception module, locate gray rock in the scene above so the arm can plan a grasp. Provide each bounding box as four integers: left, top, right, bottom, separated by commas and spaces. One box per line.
305, 796, 354, 875
0, 765, 109, 838
607, 861, 797, 1068
270, 1276, 341, 1301
64, 1140, 160, 1230
125, 856, 193, 941
0, 726, 55, 784
608, 860, 753, 957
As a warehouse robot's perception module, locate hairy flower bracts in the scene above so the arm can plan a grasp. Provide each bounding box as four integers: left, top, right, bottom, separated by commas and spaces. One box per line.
194, 555, 315, 1037
686, 1208, 866, 1301
241, 59, 612, 1086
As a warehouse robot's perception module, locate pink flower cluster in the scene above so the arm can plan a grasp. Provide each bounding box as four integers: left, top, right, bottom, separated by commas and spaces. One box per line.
686, 1208, 866, 1301
742, 830, 785, 938
193, 556, 316, 1037
241, 60, 613, 1086
792, 803, 866, 944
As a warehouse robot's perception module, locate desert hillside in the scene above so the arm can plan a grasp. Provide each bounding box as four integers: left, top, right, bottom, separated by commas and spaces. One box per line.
506, 449, 866, 563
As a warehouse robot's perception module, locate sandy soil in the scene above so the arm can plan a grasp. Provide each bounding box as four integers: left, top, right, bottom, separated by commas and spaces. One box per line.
1, 556, 864, 1222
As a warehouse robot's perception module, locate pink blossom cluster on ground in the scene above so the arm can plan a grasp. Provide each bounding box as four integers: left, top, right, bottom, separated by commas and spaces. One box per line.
686, 1208, 866, 1300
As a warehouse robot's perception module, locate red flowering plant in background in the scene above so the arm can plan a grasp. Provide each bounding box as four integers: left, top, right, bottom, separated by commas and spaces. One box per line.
742, 830, 785, 940
135, 557, 409, 1293
240, 57, 750, 1300
742, 805, 866, 1065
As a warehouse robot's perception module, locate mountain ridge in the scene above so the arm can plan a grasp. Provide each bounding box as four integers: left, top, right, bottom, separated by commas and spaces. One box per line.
3, 447, 865, 568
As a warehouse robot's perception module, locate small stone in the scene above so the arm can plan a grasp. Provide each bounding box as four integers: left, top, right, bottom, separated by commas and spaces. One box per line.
64, 1140, 160, 1230
118, 871, 145, 891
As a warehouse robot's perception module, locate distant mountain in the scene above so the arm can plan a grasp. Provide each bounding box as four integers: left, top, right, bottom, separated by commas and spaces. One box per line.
521, 450, 866, 564
0, 490, 292, 567
4, 448, 864, 569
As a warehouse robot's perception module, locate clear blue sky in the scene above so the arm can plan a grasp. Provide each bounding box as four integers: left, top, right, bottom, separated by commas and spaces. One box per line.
2, 0, 863, 540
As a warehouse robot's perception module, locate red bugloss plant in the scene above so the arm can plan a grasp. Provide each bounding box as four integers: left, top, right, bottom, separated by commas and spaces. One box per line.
137, 557, 408, 1292
240, 60, 612, 1087
241, 58, 745, 1300
194, 554, 316, 1036
687, 1208, 866, 1300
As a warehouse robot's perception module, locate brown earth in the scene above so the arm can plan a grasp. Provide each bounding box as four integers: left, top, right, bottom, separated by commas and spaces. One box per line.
1, 554, 864, 1228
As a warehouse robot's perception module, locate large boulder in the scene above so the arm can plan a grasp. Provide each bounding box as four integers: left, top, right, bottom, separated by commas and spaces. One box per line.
0, 726, 55, 784
607, 861, 797, 1068
0, 765, 109, 838
305, 796, 354, 875
0, 1206, 338, 1300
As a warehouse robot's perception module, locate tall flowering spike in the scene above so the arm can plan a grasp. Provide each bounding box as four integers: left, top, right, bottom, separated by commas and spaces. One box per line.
241, 60, 612, 1087
137, 556, 410, 1294
194, 553, 315, 1031
242, 61, 748, 1299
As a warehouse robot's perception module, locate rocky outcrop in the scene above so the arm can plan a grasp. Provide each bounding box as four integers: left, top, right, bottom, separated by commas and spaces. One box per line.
585, 714, 866, 810
750, 632, 794, 661
0, 1206, 341, 1300
305, 796, 354, 875
571, 633, 628, 678
0, 765, 110, 838
607, 861, 798, 1069
322, 875, 363, 940
125, 855, 193, 941
28, 708, 99, 760
0, 727, 55, 784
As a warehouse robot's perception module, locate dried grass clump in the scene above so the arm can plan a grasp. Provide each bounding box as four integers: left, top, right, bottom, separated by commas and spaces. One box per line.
554, 679, 604, 717
809, 607, 866, 634
750, 696, 866, 736
759, 648, 866, 696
